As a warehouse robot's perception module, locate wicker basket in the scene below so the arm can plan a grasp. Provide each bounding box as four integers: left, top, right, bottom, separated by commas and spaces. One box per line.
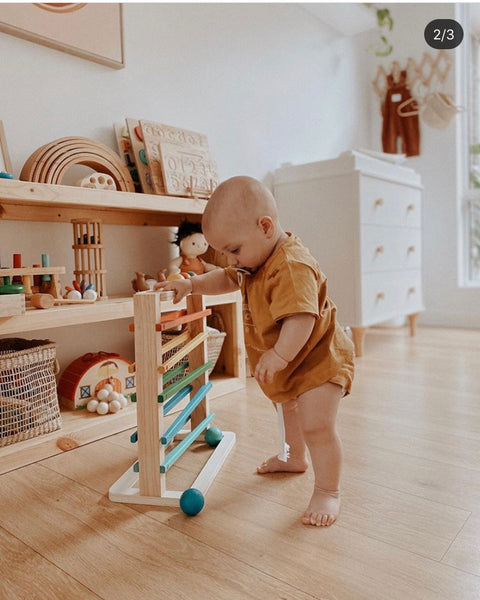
0, 338, 61, 446
162, 312, 226, 380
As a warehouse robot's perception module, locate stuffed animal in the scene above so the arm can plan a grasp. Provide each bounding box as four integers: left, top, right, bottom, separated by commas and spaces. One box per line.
131, 270, 166, 292
167, 221, 218, 280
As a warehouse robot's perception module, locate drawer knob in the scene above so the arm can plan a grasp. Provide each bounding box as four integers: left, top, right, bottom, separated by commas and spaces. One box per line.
375, 245, 384, 254
375, 198, 384, 207
408, 287, 416, 294
376, 292, 385, 300
407, 245, 416, 253
407, 203, 415, 212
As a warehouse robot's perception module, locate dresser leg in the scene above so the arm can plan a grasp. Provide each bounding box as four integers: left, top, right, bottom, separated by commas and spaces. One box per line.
408, 313, 419, 337
351, 327, 366, 357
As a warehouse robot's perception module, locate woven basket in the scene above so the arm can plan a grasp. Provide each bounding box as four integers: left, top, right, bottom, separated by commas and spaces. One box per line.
0, 338, 61, 446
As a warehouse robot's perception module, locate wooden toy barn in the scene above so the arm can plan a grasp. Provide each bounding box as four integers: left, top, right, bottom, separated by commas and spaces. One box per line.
58, 351, 135, 410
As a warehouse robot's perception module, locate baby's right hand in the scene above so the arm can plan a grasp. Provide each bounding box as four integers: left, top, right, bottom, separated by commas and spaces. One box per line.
154, 278, 192, 304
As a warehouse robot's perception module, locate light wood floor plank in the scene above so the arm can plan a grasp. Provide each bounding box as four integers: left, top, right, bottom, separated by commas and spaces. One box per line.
2, 326, 480, 599
442, 512, 480, 576
40, 440, 480, 600
0, 526, 102, 600
0, 464, 313, 600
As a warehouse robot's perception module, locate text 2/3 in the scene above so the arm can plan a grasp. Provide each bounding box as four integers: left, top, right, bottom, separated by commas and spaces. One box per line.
434, 29, 454, 42
424, 19, 464, 49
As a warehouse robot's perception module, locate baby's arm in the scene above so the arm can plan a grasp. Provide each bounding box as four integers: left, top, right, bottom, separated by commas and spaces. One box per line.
154, 268, 239, 304
254, 313, 315, 385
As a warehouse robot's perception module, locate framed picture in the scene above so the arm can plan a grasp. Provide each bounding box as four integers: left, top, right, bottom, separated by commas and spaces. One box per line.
0, 121, 12, 174
0, 3, 124, 69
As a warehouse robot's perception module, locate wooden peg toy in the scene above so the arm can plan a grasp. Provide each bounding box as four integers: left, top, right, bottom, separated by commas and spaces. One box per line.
30, 293, 96, 309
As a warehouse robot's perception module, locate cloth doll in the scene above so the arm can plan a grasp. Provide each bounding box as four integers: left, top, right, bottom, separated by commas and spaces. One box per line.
168, 220, 218, 279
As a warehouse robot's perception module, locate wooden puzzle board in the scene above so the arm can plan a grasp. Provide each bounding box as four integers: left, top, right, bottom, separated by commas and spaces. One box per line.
140, 121, 217, 198
125, 118, 155, 194
158, 142, 218, 198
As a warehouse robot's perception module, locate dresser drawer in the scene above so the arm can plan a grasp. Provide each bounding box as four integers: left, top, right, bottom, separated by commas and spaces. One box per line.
361, 270, 423, 325
360, 176, 421, 228
361, 226, 421, 273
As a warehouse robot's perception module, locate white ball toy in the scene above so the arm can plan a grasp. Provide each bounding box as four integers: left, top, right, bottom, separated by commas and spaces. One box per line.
103, 383, 114, 393
96, 388, 109, 401
109, 400, 122, 413
87, 399, 99, 413
96, 401, 109, 415
119, 395, 128, 408
66, 289, 82, 300
83, 289, 98, 301
108, 391, 121, 403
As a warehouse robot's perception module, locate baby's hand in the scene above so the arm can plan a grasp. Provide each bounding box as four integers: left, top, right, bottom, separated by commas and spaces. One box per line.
153, 279, 192, 304
254, 348, 288, 385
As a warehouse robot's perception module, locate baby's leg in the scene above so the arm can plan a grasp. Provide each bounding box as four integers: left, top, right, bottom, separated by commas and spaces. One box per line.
296, 382, 343, 527
257, 399, 308, 474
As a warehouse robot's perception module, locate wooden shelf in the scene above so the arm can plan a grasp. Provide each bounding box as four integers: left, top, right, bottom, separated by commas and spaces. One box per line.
0, 179, 207, 226
0, 292, 240, 335
0, 177, 246, 474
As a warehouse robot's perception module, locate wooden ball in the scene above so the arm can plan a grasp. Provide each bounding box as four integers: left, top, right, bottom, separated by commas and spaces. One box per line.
96, 401, 109, 415
87, 399, 99, 413
109, 400, 122, 413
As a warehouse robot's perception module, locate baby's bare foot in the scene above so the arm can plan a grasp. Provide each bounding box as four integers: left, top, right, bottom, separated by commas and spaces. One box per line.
256, 454, 308, 474
302, 486, 340, 527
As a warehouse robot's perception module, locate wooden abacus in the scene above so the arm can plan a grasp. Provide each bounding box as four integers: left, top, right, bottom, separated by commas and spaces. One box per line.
71, 219, 107, 299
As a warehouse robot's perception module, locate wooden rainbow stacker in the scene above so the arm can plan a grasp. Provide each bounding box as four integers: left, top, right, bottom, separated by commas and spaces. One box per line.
109, 291, 235, 510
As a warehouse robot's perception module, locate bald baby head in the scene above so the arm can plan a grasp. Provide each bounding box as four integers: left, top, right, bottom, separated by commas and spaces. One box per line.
203, 176, 279, 236
202, 176, 286, 272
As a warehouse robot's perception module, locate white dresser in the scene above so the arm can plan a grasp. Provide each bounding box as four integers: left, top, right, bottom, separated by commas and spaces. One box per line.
273, 151, 425, 355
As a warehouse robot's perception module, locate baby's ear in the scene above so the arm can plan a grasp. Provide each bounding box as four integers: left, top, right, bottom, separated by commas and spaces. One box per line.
258, 215, 275, 237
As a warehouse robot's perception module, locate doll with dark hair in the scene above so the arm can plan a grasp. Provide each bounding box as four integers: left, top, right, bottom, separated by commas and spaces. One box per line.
168, 220, 218, 278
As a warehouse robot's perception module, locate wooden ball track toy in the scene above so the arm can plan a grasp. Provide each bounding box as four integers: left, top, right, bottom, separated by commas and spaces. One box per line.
20, 136, 135, 192
109, 292, 235, 513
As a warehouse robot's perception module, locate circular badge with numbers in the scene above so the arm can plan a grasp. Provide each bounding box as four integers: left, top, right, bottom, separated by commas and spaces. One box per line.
424, 19, 464, 49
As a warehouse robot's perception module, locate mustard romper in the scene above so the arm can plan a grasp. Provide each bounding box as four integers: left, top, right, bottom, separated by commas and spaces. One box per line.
226, 233, 355, 403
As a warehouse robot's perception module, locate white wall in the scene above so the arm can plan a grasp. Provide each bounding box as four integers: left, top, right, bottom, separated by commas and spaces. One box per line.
368, 3, 480, 328
0, 3, 372, 368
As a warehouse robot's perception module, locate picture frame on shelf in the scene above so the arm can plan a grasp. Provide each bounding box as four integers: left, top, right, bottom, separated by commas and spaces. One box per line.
0, 3, 124, 69
0, 121, 12, 174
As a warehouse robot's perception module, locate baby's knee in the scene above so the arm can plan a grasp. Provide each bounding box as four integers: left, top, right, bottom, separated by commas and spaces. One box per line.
302, 418, 336, 441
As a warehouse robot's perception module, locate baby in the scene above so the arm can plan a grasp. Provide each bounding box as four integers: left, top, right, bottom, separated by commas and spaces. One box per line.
156, 176, 355, 527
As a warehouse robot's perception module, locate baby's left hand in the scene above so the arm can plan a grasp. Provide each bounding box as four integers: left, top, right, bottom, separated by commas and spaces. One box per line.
254, 348, 288, 385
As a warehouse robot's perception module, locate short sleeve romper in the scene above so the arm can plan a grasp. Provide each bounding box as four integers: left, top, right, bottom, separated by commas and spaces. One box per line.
226, 233, 355, 403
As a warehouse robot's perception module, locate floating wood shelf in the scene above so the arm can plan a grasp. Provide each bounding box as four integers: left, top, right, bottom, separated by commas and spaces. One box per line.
0, 179, 208, 227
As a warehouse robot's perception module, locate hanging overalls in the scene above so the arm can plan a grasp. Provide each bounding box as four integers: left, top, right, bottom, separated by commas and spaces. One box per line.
381, 70, 420, 157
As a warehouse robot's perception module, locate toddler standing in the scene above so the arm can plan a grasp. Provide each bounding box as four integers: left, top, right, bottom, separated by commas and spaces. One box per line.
156, 176, 354, 527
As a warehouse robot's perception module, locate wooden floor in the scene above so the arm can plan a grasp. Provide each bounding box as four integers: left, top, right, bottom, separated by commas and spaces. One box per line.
1, 326, 480, 600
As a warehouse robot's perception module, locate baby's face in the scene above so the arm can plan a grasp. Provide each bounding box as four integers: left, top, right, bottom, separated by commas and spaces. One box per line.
204, 219, 272, 273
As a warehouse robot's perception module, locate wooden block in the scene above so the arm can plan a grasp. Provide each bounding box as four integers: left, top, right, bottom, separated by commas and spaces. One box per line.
0, 294, 25, 317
